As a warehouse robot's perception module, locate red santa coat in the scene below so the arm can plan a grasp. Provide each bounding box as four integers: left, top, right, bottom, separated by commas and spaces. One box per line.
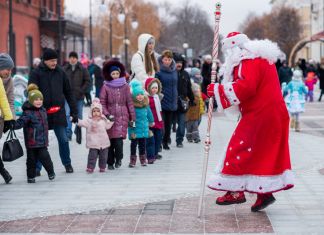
208, 57, 294, 194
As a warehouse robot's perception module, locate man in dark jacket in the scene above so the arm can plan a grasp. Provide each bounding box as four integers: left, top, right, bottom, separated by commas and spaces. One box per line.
278, 61, 293, 86
173, 53, 194, 148
63, 51, 90, 139
29, 48, 78, 173
318, 58, 324, 101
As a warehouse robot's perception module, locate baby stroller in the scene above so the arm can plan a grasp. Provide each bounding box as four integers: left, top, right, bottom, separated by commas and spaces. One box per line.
13, 74, 28, 116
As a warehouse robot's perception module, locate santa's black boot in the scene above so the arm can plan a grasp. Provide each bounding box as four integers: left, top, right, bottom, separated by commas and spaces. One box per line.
0, 167, 12, 184
251, 193, 276, 212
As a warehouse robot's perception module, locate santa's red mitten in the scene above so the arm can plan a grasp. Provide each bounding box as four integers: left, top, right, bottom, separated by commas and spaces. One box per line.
207, 83, 216, 97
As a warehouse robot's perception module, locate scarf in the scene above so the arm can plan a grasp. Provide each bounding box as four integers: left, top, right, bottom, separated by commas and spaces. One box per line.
104, 77, 127, 88
153, 94, 162, 121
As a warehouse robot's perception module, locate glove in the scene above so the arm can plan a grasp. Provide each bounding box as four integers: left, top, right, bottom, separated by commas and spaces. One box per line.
128, 120, 136, 128
207, 83, 216, 97
71, 114, 78, 123
3, 120, 15, 133
107, 115, 115, 122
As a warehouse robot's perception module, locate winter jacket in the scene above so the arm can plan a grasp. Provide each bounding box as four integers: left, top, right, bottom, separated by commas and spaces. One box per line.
305, 77, 317, 91
148, 96, 163, 129
131, 34, 156, 83
128, 96, 154, 139
63, 62, 90, 100
91, 64, 104, 91
177, 69, 194, 108
78, 116, 113, 149
278, 66, 293, 85
28, 62, 77, 129
0, 76, 15, 138
201, 62, 212, 95
156, 57, 178, 111
283, 79, 308, 113
317, 65, 324, 90
100, 82, 135, 139
14, 102, 48, 148
186, 95, 204, 122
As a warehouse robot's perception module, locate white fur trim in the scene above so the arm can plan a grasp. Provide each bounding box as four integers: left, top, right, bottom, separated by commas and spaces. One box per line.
221, 39, 281, 83
223, 83, 240, 105
213, 83, 223, 112
222, 34, 249, 50
208, 170, 294, 193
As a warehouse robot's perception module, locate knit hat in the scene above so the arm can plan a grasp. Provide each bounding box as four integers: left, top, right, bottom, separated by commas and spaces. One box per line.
27, 84, 43, 105
292, 70, 303, 80
130, 79, 145, 98
222, 32, 249, 50
42, 48, 58, 61
173, 52, 185, 63
68, 51, 78, 59
190, 67, 201, 77
145, 77, 161, 95
109, 66, 121, 74
0, 53, 14, 70
103, 60, 126, 81
90, 97, 102, 116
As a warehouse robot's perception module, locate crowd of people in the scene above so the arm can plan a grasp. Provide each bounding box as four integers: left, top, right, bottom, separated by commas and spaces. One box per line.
0, 33, 213, 185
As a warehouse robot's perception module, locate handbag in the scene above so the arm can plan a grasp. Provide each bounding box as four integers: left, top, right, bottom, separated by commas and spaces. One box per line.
75, 125, 82, 144
2, 129, 24, 162
178, 96, 189, 113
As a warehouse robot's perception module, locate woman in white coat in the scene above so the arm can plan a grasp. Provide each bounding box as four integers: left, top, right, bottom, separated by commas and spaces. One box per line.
131, 34, 159, 84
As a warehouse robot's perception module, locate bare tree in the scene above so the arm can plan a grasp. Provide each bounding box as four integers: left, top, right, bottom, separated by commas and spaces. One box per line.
156, 2, 219, 60
241, 6, 302, 59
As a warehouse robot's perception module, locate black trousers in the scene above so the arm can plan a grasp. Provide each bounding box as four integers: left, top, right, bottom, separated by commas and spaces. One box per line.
130, 138, 146, 155
0, 157, 4, 170
108, 138, 123, 166
27, 147, 54, 179
84, 92, 92, 105
162, 110, 174, 145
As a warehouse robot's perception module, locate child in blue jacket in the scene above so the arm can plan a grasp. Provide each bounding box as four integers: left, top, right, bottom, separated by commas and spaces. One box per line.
128, 80, 154, 167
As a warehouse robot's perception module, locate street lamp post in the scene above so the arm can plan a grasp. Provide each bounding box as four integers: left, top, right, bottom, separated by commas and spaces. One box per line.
183, 43, 189, 58
89, 0, 93, 59
57, 0, 62, 64
8, 0, 16, 73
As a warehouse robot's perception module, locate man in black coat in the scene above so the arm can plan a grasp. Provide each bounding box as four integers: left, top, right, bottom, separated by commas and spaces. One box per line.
318, 58, 324, 101
29, 48, 78, 173
173, 53, 194, 148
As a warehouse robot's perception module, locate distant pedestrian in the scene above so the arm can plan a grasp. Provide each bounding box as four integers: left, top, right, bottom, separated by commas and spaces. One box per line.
305, 71, 318, 102
192, 58, 201, 69
77, 98, 114, 173
283, 70, 308, 132
185, 83, 204, 143
131, 33, 159, 84
128, 80, 154, 168
145, 78, 164, 164
92, 57, 104, 98
100, 60, 135, 170
201, 54, 212, 96
190, 67, 203, 85
0, 53, 15, 184
278, 61, 293, 86
317, 58, 324, 101
63, 51, 90, 140
13, 84, 55, 183
29, 48, 78, 173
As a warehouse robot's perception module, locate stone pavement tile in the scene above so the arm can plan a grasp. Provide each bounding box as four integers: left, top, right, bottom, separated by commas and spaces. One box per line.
31, 214, 77, 233
100, 215, 139, 233
111, 209, 142, 215
134, 214, 171, 233
236, 213, 273, 233
204, 214, 239, 233
64, 215, 107, 233
0, 218, 41, 233
169, 215, 204, 233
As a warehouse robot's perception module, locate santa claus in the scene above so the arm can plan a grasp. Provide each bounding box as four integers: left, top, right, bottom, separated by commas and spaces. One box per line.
207, 32, 294, 212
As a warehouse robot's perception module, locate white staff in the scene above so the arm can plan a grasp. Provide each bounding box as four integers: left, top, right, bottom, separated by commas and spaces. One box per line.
197, 2, 221, 218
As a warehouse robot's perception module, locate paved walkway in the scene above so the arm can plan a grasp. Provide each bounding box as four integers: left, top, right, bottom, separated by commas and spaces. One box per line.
0, 101, 324, 234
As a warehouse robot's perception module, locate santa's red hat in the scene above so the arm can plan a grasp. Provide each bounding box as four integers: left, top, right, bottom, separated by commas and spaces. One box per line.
222, 32, 249, 50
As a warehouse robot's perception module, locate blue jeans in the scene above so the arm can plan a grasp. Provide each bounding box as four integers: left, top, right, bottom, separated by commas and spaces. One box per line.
176, 111, 186, 144
66, 99, 83, 138
53, 125, 71, 166
146, 128, 162, 160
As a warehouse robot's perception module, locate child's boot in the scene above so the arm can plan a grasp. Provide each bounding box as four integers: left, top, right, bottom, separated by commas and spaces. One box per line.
0, 167, 12, 184
290, 117, 295, 129
295, 121, 301, 132
129, 155, 137, 168
139, 155, 147, 166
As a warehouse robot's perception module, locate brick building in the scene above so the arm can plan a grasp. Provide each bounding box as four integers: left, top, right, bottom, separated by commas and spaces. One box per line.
0, 0, 84, 74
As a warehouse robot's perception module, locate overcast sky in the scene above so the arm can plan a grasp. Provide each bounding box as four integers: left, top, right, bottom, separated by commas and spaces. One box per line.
65, 0, 272, 35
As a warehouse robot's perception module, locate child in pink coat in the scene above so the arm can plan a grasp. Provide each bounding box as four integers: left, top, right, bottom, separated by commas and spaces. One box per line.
305, 71, 318, 102
77, 98, 114, 173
